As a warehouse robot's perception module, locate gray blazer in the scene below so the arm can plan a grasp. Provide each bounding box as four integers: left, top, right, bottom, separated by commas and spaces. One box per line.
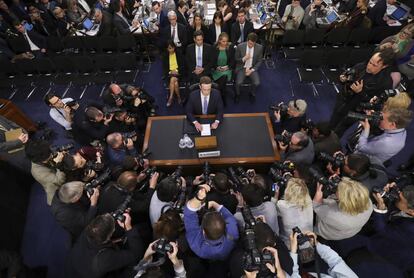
235, 42, 264, 72
31, 162, 66, 205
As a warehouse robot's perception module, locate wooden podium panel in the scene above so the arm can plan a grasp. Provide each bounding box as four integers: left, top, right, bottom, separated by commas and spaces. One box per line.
0, 99, 37, 132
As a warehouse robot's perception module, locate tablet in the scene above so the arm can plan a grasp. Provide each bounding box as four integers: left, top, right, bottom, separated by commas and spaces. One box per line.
82, 18, 94, 31
391, 6, 409, 21
326, 10, 339, 24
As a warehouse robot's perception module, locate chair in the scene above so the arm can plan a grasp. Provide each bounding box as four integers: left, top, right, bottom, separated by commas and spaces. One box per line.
324, 27, 350, 48
93, 54, 116, 84
7, 37, 28, 54
281, 30, 304, 59
72, 55, 96, 98
114, 53, 139, 83
347, 28, 370, 49
0, 58, 19, 98
99, 36, 118, 53
14, 59, 39, 99
296, 49, 325, 96
347, 48, 372, 66
33, 58, 56, 87
303, 28, 326, 49
117, 34, 136, 53
63, 36, 84, 54
46, 36, 65, 55
82, 36, 100, 54
322, 48, 349, 92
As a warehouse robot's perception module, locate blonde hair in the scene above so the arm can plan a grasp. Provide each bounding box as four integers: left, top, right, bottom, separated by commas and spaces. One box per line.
337, 177, 370, 215
384, 92, 412, 110
284, 178, 311, 209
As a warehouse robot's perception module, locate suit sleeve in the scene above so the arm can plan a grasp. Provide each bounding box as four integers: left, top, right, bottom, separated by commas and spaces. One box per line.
252, 45, 263, 72
185, 94, 196, 123
204, 44, 213, 75
235, 45, 243, 67
215, 91, 224, 122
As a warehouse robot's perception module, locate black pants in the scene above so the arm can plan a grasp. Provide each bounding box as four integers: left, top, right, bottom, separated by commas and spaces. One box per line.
215, 75, 228, 105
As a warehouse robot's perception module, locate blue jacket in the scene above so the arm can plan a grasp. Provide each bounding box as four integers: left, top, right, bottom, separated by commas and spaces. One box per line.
184, 205, 239, 260
107, 146, 137, 165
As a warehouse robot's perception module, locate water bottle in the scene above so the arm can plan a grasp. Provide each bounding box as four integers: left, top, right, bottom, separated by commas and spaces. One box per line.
179, 137, 186, 149
183, 134, 194, 148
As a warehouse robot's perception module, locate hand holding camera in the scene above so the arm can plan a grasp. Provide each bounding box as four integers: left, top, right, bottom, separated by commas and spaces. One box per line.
117, 212, 132, 231
88, 187, 100, 206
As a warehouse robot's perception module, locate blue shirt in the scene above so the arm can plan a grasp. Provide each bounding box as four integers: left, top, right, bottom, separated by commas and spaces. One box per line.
184, 204, 239, 260
107, 146, 137, 165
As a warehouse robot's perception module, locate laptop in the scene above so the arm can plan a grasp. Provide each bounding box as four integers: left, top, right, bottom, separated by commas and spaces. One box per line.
390, 4, 410, 21
260, 12, 267, 22
316, 10, 339, 25
82, 17, 94, 31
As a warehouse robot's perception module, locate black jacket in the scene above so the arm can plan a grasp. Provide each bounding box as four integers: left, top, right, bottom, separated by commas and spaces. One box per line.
72, 106, 110, 145
160, 23, 188, 48
206, 190, 238, 214
161, 48, 186, 78
230, 20, 254, 45
210, 45, 235, 73
113, 12, 133, 35
185, 89, 224, 123
185, 43, 213, 77
367, 0, 387, 27
51, 192, 97, 239
207, 23, 229, 45
97, 10, 114, 36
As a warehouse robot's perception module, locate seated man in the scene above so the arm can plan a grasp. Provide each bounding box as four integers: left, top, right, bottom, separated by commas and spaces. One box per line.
230, 9, 254, 46
277, 131, 315, 165
92, 8, 113, 36
44, 93, 77, 136
273, 99, 307, 133
184, 184, 239, 260
186, 76, 224, 132
51, 181, 99, 240
311, 121, 341, 156
367, 0, 397, 27
185, 30, 212, 84
234, 32, 263, 103
282, 0, 305, 30
302, 0, 326, 29
160, 10, 187, 50
355, 108, 412, 164
13, 20, 47, 56
65, 213, 144, 277
106, 132, 138, 165
112, 0, 140, 35
72, 106, 112, 145
25, 140, 66, 205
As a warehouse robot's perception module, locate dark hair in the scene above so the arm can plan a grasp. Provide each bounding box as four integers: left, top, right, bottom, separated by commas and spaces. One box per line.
247, 32, 258, 42
151, 1, 160, 7
237, 9, 246, 15
43, 92, 58, 106
25, 140, 52, 163
86, 214, 115, 245
193, 29, 204, 39
213, 11, 224, 25
347, 153, 370, 177
122, 155, 138, 171
12, 20, 22, 27
177, 0, 187, 8
153, 209, 183, 241
402, 185, 414, 210
157, 177, 179, 202
251, 174, 266, 191
199, 76, 212, 85
85, 106, 102, 121
166, 40, 176, 49
213, 172, 230, 193
117, 171, 138, 191
110, 0, 121, 12
62, 154, 76, 171
377, 47, 396, 66
253, 222, 276, 250
314, 122, 332, 137
201, 211, 226, 240
241, 183, 264, 207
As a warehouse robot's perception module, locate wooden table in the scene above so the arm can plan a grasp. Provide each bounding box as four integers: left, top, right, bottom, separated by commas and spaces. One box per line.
143, 113, 279, 168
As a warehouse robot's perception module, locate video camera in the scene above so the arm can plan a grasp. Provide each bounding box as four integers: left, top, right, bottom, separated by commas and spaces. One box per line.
85, 168, 112, 195
269, 102, 288, 114
111, 195, 132, 222
319, 152, 345, 170
347, 111, 383, 126
152, 238, 173, 256
274, 131, 292, 146
309, 167, 341, 195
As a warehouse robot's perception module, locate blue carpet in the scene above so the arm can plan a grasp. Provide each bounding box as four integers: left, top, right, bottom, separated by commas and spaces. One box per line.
2, 54, 412, 278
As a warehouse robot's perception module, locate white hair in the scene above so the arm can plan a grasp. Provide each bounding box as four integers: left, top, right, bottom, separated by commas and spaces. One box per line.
58, 181, 84, 203
167, 10, 177, 18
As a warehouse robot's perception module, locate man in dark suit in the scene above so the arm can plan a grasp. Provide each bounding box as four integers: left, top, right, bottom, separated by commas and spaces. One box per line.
152, 1, 168, 28
112, 0, 139, 35
93, 8, 113, 36
186, 76, 224, 132
367, 0, 396, 27
234, 32, 263, 103
186, 30, 213, 83
160, 10, 187, 49
13, 20, 47, 55
176, 0, 189, 27
230, 9, 254, 46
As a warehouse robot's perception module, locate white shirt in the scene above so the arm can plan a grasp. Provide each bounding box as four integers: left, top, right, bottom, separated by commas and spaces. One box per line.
23, 30, 40, 51
244, 45, 254, 69
49, 98, 73, 130
171, 24, 180, 45
214, 24, 221, 43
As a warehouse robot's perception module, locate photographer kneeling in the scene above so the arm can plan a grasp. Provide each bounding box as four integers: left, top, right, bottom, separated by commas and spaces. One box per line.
106, 132, 139, 165
277, 131, 315, 165
272, 99, 307, 134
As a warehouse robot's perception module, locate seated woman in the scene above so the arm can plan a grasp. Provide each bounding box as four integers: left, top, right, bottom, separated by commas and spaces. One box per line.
378, 24, 414, 59
313, 177, 373, 241
208, 11, 228, 45
162, 40, 185, 107
188, 13, 208, 39
211, 32, 234, 106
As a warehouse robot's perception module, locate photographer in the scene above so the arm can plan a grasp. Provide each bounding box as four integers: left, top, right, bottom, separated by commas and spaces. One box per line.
106, 132, 138, 165
272, 99, 307, 134
43, 93, 78, 136
368, 183, 414, 273
313, 177, 373, 240
289, 231, 358, 277
325, 152, 388, 191
25, 140, 66, 205
311, 122, 341, 156
51, 181, 99, 240
184, 184, 239, 260
206, 172, 238, 214
149, 176, 185, 225
234, 183, 279, 234
329, 49, 395, 137
61, 145, 104, 182
355, 108, 413, 164
278, 131, 315, 165
276, 178, 313, 249
302, 0, 326, 29
107, 110, 138, 134
72, 106, 113, 145
65, 213, 144, 277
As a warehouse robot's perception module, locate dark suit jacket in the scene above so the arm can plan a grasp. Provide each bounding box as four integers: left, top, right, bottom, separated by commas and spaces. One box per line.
158, 10, 169, 28
162, 48, 186, 78
211, 45, 235, 73
160, 23, 188, 48
185, 89, 224, 123
17, 29, 47, 52
367, 0, 387, 27
176, 9, 189, 27
187, 25, 209, 41
185, 43, 213, 77
207, 23, 229, 44
230, 20, 254, 45
113, 12, 132, 35
97, 10, 114, 36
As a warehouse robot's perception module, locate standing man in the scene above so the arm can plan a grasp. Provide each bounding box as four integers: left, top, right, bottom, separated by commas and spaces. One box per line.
234, 32, 263, 103
186, 76, 224, 132
44, 93, 76, 137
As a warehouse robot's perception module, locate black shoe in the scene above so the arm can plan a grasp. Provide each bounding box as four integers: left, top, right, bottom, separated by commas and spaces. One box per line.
234, 95, 240, 104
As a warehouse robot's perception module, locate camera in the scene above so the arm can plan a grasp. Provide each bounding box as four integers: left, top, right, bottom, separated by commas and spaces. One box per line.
242, 206, 258, 228
268, 168, 292, 191
309, 167, 341, 195
152, 238, 173, 256
372, 185, 400, 204
111, 195, 132, 222
201, 162, 212, 185
292, 226, 310, 245
270, 161, 295, 173
347, 111, 383, 126
122, 131, 137, 145
51, 143, 74, 154
85, 168, 112, 195
269, 102, 288, 114
143, 166, 157, 177
292, 226, 315, 263
343, 68, 356, 83
236, 166, 253, 181
300, 118, 314, 133
358, 101, 381, 111
171, 166, 183, 181
135, 149, 151, 166
274, 131, 292, 146
103, 106, 123, 118
227, 167, 244, 191
319, 152, 345, 170
84, 160, 105, 172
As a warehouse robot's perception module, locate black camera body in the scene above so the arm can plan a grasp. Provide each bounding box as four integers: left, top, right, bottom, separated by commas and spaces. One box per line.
343, 68, 357, 83
269, 102, 288, 114
227, 167, 245, 191
309, 167, 341, 195
292, 226, 310, 245
242, 206, 257, 228
202, 162, 212, 185
347, 111, 383, 126
85, 168, 111, 195
135, 149, 151, 166
271, 161, 295, 173
152, 238, 173, 256
268, 168, 293, 191
372, 186, 400, 204
111, 195, 132, 222
319, 152, 345, 170
143, 166, 157, 177
103, 106, 123, 118
51, 143, 74, 154
275, 132, 292, 146
84, 160, 105, 172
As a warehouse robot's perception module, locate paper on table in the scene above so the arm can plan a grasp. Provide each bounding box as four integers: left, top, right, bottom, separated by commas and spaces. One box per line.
207, 3, 216, 9
5, 128, 24, 154
201, 124, 211, 136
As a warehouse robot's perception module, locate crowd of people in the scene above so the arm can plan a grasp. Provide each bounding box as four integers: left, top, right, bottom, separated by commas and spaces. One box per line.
1, 0, 414, 277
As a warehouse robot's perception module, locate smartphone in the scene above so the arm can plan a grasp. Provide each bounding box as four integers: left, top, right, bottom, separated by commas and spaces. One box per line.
24, 22, 33, 31
272, 183, 279, 192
